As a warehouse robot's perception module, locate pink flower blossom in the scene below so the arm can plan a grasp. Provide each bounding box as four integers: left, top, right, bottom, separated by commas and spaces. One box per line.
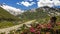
47, 24, 52, 29
30, 27, 35, 33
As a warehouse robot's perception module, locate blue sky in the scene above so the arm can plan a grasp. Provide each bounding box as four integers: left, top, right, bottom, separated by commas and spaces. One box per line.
0, 0, 60, 10
0, 0, 38, 10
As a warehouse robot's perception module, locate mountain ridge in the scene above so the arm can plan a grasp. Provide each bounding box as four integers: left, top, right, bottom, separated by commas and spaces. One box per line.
0, 4, 24, 16
0, 7, 20, 21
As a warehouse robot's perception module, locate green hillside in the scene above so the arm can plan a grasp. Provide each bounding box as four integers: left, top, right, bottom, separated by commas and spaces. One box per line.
0, 7, 21, 28
18, 10, 49, 23
0, 7, 20, 21
17, 6, 60, 23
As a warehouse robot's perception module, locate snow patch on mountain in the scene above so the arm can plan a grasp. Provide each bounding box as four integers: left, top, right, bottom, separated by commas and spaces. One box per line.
0, 5, 24, 16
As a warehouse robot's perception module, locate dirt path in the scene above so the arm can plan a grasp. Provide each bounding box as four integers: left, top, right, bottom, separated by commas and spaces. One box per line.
0, 20, 36, 33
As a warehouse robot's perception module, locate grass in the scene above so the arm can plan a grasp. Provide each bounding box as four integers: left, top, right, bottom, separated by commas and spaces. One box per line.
0, 7, 21, 29
0, 7, 20, 21
0, 21, 19, 29
53, 26, 60, 30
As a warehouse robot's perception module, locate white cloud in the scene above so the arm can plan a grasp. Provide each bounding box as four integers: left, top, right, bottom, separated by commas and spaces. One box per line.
3, 3, 6, 4
1, 5, 24, 15
37, 0, 60, 7
24, 0, 33, 1
16, 3, 20, 5
16, 2, 22, 5
29, 0, 33, 1
17, 1, 35, 7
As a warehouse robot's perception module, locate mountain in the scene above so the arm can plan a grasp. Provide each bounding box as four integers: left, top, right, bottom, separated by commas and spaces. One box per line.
0, 5, 24, 16
36, 6, 60, 16
0, 7, 20, 21
17, 6, 60, 22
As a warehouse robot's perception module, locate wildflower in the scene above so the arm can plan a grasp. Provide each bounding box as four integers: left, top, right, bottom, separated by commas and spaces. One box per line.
30, 26, 35, 33
36, 24, 42, 29
35, 31, 40, 34
47, 23, 52, 29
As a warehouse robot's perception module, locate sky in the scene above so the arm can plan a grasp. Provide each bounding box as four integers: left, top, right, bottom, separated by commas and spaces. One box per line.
0, 0, 60, 10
